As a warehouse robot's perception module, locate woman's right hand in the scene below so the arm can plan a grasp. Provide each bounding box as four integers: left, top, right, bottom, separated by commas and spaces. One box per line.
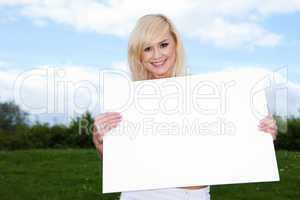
93, 112, 122, 159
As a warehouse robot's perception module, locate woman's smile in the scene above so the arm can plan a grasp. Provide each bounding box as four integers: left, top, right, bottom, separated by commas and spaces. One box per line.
151, 58, 167, 68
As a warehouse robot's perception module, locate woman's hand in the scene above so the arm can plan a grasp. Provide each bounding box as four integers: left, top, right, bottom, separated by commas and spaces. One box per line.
93, 112, 122, 159
258, 114, 278, 140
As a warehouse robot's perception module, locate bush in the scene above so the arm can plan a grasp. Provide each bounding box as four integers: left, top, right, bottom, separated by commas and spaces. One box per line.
274, 116, 300, 151
0, 109, 95, 150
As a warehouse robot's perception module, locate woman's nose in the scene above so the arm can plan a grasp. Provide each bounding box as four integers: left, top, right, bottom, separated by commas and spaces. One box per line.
153, 47, 162, 59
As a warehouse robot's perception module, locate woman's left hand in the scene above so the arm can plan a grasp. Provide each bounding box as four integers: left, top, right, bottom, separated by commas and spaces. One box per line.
258, 114, 278, 140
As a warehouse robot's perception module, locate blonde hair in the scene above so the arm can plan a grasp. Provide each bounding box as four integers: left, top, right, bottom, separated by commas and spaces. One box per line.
128, 14, 187, 81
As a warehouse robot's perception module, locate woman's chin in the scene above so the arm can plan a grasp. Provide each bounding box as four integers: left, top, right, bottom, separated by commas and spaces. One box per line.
152, 69, 172, 78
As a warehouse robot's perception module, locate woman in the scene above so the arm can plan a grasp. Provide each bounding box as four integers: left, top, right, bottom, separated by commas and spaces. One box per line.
93, 14, 277, 200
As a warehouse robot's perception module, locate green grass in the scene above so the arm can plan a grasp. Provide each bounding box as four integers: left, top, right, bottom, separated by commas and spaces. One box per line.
0, 149, 299, 200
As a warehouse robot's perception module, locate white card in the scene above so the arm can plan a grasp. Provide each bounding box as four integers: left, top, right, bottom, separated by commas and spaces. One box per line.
102, 69, 279, 193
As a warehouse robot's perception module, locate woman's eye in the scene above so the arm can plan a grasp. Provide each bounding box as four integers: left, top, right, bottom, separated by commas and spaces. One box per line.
160, 43, 169, 48
144, 47, 151, 52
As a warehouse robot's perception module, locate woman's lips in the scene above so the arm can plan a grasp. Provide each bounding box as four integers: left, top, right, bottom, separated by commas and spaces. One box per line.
151, 59, 167, 68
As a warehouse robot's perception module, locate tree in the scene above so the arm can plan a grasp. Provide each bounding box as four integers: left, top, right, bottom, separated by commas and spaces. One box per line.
68, 111, 94, 147
0, 101, 28, 132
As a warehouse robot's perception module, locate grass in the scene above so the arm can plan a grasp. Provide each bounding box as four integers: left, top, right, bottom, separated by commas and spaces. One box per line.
0, 149, 299, 200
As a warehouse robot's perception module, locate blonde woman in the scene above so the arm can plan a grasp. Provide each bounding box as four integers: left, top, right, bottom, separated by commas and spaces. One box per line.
93, 14, 277, 200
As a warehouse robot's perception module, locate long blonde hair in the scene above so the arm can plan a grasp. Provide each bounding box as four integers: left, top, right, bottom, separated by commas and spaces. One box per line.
128, 14, 186, 81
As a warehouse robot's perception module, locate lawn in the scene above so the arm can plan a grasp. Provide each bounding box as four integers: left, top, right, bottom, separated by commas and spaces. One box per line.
0, 149, 299, 200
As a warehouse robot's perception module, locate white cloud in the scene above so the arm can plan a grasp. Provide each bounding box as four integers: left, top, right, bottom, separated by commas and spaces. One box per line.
1, 0, 298, 49
190, 18, 281, 49
1, 64, 300, 125
0, 64, 116, 124
111, 60, 129, 73
0, 0, 39, 7
256, 0, 300, 16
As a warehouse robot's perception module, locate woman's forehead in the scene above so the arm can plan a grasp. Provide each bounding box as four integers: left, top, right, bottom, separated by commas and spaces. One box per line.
143, 31, 173, 46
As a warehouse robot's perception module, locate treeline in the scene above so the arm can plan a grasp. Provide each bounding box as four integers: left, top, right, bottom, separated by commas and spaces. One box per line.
0, 101, 300, 151
0, 101, 94, 150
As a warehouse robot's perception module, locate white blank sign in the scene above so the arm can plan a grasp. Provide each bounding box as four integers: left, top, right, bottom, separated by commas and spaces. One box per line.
102, 69, 280, 193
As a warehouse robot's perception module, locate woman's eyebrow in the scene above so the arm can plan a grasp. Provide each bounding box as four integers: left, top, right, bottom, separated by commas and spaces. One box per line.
144, 39, 169, 47
159, 39, 169, 43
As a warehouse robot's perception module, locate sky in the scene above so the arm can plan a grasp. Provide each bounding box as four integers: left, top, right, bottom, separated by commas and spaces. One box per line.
0, 0, 300, 124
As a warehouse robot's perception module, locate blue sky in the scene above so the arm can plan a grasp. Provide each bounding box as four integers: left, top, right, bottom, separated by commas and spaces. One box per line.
0, 0, 300, 123
0, 17, 127, 67
1, 12, 299, 83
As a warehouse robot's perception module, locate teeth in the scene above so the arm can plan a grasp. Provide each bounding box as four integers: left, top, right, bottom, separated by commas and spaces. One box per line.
152, 60, 166, 67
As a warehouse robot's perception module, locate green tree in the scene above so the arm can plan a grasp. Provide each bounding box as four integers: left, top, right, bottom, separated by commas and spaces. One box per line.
68, 111, 94, 148
0, 101, 28, 133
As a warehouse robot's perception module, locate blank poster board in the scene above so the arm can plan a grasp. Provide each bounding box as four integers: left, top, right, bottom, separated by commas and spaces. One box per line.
102, 70, 280, 193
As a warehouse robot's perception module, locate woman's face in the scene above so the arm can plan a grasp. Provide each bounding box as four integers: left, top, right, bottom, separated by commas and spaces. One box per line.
141, 31, 176, 79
